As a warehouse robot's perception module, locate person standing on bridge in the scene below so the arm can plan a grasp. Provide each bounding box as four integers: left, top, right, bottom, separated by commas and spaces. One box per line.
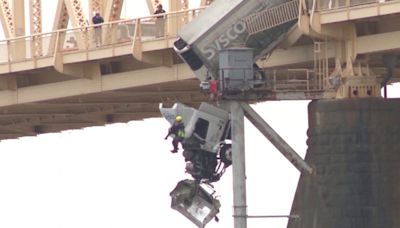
92, 12, 104, 47
154, 4, 166, 37
165, 115, 185, 153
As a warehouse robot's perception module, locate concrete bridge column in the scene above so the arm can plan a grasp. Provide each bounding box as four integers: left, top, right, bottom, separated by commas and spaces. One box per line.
288, 98, 400, 228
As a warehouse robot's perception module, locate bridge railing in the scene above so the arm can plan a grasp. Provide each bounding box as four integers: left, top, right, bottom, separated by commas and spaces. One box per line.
216, 68, 328, 95
315, 0, 397, 10
0, 40, 9, 63
0, 7, 206, 65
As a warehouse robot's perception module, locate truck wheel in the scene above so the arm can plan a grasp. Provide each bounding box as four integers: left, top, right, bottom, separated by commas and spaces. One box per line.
220, 144, 232, 166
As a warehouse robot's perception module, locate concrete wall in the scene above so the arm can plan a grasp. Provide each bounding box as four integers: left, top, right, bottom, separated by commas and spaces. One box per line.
288, 98, 400, 228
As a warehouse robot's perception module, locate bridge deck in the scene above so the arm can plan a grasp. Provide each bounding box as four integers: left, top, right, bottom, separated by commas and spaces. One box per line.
0, 1, 398, 140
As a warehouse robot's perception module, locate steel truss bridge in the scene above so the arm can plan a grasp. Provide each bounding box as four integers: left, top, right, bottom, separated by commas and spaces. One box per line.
0, 0, 398, 140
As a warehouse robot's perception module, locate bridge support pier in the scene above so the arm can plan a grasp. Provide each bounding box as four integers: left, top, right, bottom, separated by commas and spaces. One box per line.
288, 98, 400, 228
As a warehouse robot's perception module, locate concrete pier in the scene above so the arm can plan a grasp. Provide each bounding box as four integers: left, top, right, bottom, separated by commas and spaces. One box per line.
288, 98, 400, 228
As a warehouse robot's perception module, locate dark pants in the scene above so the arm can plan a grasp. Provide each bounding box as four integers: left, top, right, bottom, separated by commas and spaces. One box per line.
172, 136, 183, 151
94, 27, 102, 46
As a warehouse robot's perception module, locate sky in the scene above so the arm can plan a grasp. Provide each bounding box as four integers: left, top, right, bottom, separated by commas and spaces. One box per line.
0, 1, 399, 228
0, 100, 310, 228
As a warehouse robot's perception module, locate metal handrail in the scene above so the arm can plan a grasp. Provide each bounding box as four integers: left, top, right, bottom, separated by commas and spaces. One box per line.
316, 0, 398, 11
244, 0, 299, 36
0, 6, 207, 65
0, 6, 207, 43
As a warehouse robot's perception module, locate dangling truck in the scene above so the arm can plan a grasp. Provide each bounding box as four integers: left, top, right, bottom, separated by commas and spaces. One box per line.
164, 0, 300, 227
173, 0, 299, 82
160, 101, 230, 228
167, 0, 300, 182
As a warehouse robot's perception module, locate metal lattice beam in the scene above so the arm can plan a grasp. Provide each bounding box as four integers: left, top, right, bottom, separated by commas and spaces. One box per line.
102, 0, 123, 45
49, 0, 69, 54
62, 0, 89, 49
0, 0, 14, 37
29, 0, 41, 34
64, 0, 88, 29
53, 0, 69, 30
104, 0, 123, 21
30, 0, 42, 56
89, 0, 102, 20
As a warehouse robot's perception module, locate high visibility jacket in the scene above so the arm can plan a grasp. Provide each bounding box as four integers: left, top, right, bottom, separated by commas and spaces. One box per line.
168, 122, 185, 138
177, 129, 185, 138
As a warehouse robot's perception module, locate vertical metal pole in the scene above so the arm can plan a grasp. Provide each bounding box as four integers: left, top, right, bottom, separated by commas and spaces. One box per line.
230, 101, 247, 228
384, 85, 387, 99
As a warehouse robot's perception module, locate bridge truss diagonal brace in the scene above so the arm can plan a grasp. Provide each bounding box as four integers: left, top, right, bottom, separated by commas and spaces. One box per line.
240, 102, 313, 175
62, 0, 88, 49
53, 0, 69, 30
89, 0, 102, 18
63, 0, 87, 28
0, 0, 14, 37
104, 0, 123, 22
102, 0, 124, 45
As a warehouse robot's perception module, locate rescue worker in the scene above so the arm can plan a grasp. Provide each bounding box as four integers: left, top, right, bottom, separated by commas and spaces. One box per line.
165, 115, 185, 153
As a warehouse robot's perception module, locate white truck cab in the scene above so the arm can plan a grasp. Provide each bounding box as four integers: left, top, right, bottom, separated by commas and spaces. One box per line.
160, 102, 232, 182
